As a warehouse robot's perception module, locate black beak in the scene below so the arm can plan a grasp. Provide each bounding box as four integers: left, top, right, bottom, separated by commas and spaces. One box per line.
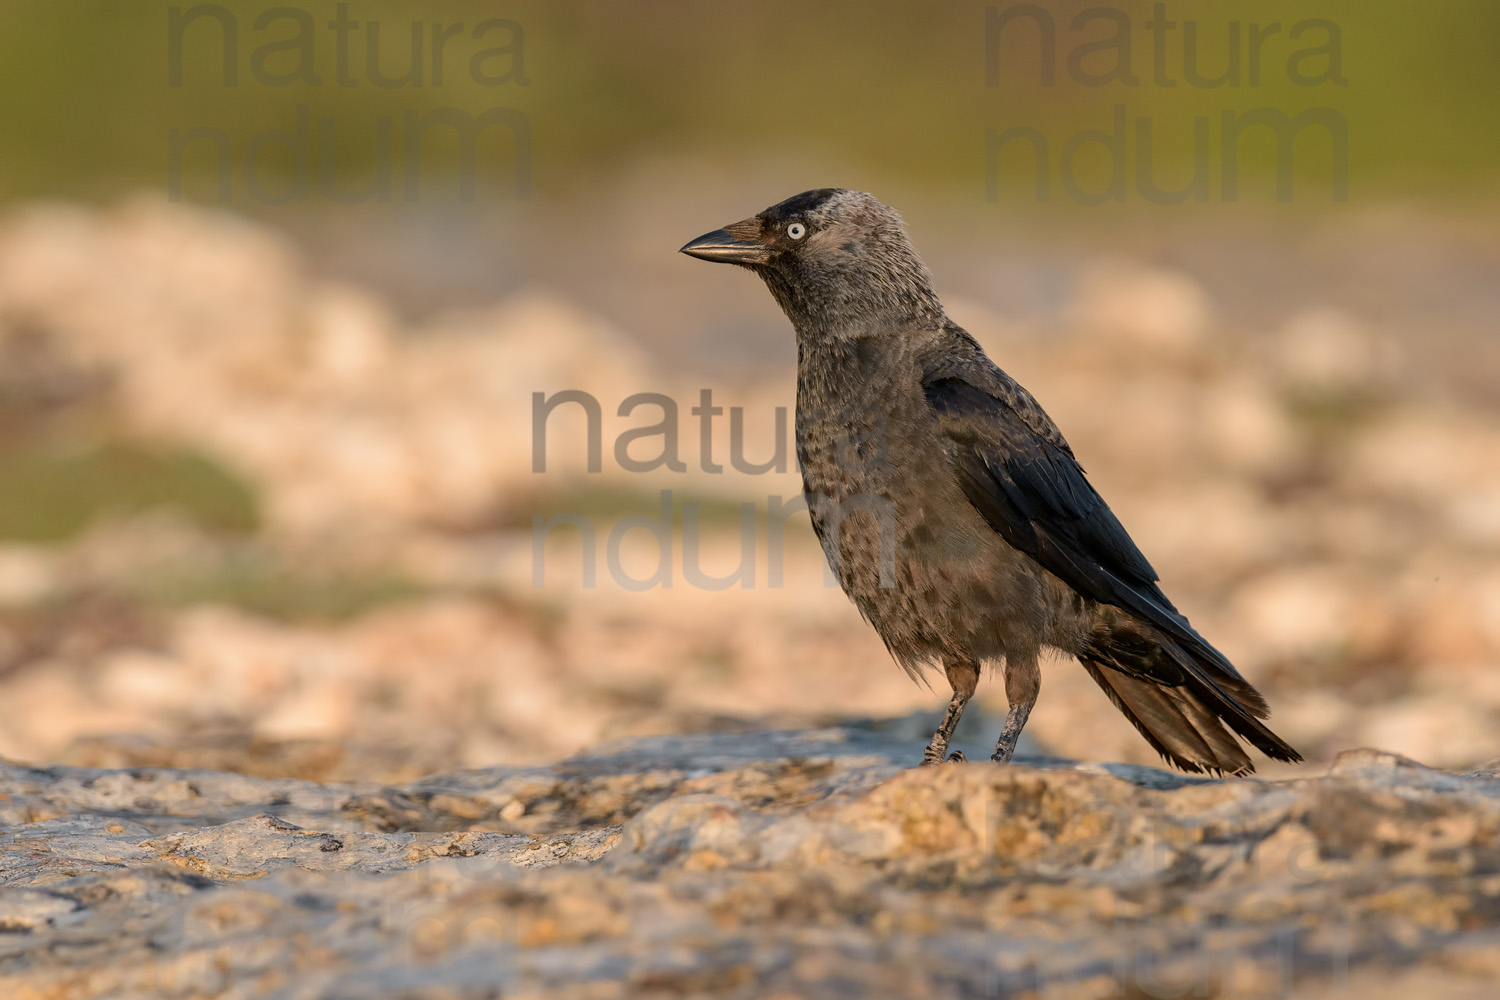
679, 228, 770, 265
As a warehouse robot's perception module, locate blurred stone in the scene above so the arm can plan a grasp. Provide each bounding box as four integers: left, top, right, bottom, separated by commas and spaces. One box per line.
1358, 695, 1500, 769
303, 283, 395, 386
1401, 568, 1500, 667
1202, 375, 1299, 474
0, 546, 59, 605
1345, 411, 1500, 504
1066, 260, 1212, 355
1448, 488, 1500, 546
1275, 306, 1398, 395
1123, 481, 1280, 578
1229, 565, 1397, 669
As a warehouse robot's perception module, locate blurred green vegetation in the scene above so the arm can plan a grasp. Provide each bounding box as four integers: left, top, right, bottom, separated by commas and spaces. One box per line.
508, 485, 764, 532
130, 559, 430, 622
0, 1, 1494, 210
0, 439, 259, 542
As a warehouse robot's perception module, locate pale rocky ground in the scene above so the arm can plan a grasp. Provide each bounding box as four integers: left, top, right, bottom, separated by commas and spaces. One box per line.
0, 196, 1498, 994
3, 733, 1500, 997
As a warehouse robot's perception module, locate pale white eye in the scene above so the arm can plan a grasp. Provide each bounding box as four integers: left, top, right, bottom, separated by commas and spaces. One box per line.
786, 222, 807, 240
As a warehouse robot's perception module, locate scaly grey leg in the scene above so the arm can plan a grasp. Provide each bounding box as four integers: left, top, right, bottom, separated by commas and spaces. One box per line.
992, 652, 1040, 763
921, 658, 979, 766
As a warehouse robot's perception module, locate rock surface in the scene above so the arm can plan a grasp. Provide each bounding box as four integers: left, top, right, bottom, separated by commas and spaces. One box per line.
1, 729, 1498, 998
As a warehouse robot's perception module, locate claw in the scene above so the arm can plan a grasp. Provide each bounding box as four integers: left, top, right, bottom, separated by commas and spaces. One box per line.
947, 750, 966, 762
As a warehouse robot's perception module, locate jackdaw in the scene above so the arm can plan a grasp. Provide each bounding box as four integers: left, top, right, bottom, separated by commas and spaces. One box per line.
681, 188, 1300, 775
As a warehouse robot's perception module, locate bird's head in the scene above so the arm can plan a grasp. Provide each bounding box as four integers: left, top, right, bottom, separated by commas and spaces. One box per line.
680, 189, 942, 336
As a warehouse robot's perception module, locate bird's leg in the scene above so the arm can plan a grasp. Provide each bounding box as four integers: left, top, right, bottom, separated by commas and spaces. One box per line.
922, 658, 980, 766
992, 653, 1040, 763
921, 694, 968, 765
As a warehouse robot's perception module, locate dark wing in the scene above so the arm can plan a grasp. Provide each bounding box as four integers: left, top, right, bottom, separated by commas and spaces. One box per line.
922, 360, 1300, 772
922, 370, 1198, 664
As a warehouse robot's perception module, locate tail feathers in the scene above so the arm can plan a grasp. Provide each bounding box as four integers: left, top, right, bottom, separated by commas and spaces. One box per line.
1082, 659, 1252, 776
1082, 618, 1302, 777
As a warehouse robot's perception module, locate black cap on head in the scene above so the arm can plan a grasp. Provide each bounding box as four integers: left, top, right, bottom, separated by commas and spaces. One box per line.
760, 188, 844, 223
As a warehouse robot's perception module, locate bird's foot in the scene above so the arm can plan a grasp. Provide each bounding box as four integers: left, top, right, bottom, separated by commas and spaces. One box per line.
990, 737, 1017, 764
920, 744, 969, 766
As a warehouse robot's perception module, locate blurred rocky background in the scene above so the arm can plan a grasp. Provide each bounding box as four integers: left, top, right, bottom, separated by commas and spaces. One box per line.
0, 0, 1495, 778
0, 189, 1497, 782
0, 1, 1499, 995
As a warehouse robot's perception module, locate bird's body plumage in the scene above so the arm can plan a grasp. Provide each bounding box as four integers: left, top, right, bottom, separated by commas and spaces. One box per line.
795, 321, 1084, 675
682, 189, 1300, 775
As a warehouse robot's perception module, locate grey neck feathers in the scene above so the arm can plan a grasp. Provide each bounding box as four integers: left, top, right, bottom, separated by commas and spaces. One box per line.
758, 235, 944, 344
